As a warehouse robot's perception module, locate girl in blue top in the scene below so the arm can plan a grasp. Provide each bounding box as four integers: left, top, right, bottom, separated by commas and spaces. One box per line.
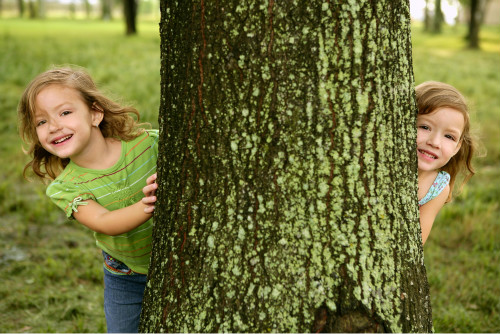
415, 81, 476, 245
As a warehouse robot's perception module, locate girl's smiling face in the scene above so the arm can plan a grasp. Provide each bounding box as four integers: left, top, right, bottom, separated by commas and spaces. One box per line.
416, 107, 465, 173
34, 84, 103, 163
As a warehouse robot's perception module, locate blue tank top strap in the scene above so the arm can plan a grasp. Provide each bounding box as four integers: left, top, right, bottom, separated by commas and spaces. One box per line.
418, 171, 450, 207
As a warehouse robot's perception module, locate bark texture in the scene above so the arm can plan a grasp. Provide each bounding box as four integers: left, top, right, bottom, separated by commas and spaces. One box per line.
140, 1, 433, 332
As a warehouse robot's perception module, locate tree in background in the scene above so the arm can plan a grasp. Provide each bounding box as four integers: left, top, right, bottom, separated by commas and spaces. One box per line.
101, 0, 112, 20
140, 1, 432, 332
123, 0, 138, 35
27, 0, 38, 18
83, 0, 91, 19
466, 0, 489, 48
432, 0, 444, 33
17, 0, 24, 17
424, 0, 432, 31
423, 0, 444, 33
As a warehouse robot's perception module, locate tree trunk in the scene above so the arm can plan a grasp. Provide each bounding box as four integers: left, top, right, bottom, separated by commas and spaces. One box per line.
432, 0, 443, 33
101, 0, 111, 21
123, 0, 138, 35
424, 0, 432, 32
28, 0, 36, 18
140, 1, 432, 332
17, 0, 24, 18
83, 0, 91, 19
467, 0, 483, 49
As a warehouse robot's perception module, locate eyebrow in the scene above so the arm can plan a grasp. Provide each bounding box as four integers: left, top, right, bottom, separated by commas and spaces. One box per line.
417, 115, 463, 135
34, 102, 73, 116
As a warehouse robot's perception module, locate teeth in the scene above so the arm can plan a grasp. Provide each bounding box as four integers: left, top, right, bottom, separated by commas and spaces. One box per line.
54, 135, 72, 144
419, 149, 437, 159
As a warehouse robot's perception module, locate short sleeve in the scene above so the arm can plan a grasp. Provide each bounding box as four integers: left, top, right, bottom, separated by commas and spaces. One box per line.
146, 129, 160, 157
46, 180, 96, 219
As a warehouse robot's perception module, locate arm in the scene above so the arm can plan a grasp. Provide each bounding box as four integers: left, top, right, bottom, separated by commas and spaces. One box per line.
73, 173, 158, 236
419, 184, 449, 245
73, 200, 152, 236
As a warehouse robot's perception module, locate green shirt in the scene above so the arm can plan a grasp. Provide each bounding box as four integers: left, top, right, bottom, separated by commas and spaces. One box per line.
46, 130, 159, 274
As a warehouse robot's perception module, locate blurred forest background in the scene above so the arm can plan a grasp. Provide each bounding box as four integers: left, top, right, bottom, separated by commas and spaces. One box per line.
0, 0, 499, 332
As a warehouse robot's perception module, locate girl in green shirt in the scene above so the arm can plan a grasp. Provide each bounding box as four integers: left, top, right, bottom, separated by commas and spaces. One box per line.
18, 66, 158, 332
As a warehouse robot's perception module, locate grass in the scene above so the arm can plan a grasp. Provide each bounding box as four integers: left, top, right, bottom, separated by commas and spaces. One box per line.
0, 18, 499, 332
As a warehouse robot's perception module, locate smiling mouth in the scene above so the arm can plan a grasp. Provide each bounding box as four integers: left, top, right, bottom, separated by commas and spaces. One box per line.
418, 149, 437, 159
53, 135, 73, 145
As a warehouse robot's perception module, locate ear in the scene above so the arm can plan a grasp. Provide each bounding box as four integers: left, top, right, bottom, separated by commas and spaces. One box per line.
91, 103, 104, 127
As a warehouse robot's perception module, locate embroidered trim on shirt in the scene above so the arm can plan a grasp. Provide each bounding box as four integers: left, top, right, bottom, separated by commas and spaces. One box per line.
70, 196, 89, 212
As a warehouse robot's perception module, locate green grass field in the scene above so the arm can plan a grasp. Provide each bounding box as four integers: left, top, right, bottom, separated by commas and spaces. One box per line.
0, 18, 499, 332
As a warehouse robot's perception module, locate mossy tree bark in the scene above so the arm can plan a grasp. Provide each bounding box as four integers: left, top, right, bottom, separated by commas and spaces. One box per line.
140, 1, 432, 332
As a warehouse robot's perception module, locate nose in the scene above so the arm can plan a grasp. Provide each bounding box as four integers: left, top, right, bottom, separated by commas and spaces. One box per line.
47, 118, 62, 133
426, 132, 440, 148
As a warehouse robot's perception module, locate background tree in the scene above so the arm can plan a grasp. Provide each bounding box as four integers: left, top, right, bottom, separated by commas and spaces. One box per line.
83, 0, 91, 19
123, 0, 138, 35
432, 0, 444, 33
27, 0, 37, 18
140, 1, 432, 332
101, 0, 112, 20
17, 0, 24, 17
424, 0, 432, 32
465, 0, 488, 48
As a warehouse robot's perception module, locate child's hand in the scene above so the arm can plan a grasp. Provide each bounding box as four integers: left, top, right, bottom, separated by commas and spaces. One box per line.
142, 173, 157, 214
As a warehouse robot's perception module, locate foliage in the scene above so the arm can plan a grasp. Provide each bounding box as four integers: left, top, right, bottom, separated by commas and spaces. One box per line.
0, 18, 498, 332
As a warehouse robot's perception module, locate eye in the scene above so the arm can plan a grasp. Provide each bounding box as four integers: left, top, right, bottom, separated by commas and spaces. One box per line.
418, 125, 430, 130
61, 110, 72, 116
36, 119, 46, 127
445, 134, 457, 141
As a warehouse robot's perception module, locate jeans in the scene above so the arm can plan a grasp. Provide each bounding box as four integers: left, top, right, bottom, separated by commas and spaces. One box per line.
103, 253, 147, 333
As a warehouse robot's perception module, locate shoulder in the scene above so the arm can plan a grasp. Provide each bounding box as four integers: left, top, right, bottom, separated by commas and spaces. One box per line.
418, 171, 450, 207
437, 170, 450, 184
46, 166, 96, 218
127, 129, 159, 146
145, 129, 159, 137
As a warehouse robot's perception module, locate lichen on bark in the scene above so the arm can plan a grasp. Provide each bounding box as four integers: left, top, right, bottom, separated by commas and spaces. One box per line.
140, 1, 433, 332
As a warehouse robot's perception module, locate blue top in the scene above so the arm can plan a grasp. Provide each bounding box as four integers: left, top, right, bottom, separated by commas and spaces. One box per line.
418, 171, 451, 207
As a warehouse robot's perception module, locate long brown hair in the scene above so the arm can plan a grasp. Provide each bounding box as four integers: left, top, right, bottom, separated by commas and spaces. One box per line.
18, 66, 147, 181
415, 81, 476, 201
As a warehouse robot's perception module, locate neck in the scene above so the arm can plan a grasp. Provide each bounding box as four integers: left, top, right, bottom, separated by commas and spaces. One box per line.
72, 130, 122, 170
418, 168, 438, 181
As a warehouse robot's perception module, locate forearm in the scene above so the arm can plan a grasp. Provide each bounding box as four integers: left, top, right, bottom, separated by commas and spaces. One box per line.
74, 200, 152, 236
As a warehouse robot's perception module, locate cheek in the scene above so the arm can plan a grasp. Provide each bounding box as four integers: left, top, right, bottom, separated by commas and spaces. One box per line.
445, 143, 460, 157
35, 127, 44, 139
416, 130, 425, 143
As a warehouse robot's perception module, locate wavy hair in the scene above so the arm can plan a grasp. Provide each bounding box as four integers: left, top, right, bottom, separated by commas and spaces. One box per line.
415, 81, 476, 201
18, 66, 148, 181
